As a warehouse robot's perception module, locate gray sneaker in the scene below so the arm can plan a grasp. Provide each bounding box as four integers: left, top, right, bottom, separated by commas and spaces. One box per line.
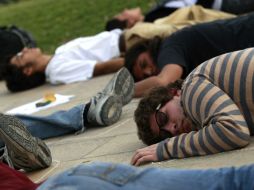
87, 93, 122, 126
87, 67, 134, 126
0, 114, 52, 172
102, 67, 134, 105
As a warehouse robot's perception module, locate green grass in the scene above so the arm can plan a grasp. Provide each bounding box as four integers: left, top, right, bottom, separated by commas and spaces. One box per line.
0, 0, 155, 53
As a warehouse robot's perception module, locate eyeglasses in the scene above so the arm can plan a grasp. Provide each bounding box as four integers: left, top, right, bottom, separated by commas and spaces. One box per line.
155, 103, 169, 130
155, 103, 174, 138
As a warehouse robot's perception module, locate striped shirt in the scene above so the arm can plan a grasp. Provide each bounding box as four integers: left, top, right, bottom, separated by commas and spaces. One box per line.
159, 48, 253, 160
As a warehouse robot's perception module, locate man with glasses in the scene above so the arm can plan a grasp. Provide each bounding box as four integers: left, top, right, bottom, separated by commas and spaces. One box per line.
131, 48, 254, 166
1, 29, 123, 92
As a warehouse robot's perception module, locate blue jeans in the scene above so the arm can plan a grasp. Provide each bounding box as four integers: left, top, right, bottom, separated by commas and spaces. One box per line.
0, 104, 86, 148
38, 162, 254, 190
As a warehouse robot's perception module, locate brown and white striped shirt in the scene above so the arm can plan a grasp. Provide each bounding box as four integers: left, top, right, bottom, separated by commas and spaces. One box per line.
159, 48, 254, 160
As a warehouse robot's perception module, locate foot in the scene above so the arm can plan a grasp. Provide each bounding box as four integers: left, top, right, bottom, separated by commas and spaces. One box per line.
87, 67, 134, 126
87, 94, 122, 126
0, 114, 52, 172
102, 67, 134, 105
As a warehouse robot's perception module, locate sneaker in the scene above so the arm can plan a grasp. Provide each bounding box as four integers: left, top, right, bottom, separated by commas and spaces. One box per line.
0, 114, 52, 172
87, 93, 122, 126
87, 67, 134, 126
102, 67, 134, 105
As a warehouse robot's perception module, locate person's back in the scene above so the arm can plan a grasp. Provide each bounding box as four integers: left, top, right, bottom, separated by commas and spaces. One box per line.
46, 29, 122, 84
157, 12, 254, 78
182, 47, 254, 136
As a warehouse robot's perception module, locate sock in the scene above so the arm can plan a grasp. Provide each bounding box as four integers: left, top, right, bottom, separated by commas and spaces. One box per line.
83, 102, 91, 126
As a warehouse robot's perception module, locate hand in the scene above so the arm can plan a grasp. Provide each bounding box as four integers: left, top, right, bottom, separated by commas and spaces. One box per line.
131, 144, 158, 166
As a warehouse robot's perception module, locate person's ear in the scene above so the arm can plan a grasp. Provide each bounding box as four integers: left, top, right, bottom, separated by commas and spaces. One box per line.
169, 88, 181, 97
176, 90, 181, 96
23, 67, 33, 76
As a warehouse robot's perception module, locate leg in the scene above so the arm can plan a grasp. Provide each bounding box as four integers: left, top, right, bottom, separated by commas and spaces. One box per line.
16, 104, 86, 139
2, 68, 134, 140
18, 67, 134, 133
0, 104, 86, 150
38, 162, 254, 190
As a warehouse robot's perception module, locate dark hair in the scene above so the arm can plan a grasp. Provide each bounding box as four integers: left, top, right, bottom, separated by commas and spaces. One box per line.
1, 63, 46, 92
118, 33, 126, 53
0, 30, 24, 80
134, 80, 183, 145
124, 36, 162, 81
105, 18, 127, 31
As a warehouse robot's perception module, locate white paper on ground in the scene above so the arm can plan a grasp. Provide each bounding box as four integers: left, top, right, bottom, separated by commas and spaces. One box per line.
6, 94, 75, 115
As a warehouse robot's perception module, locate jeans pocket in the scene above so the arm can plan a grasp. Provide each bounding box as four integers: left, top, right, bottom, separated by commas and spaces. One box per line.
69, 162, 143, 186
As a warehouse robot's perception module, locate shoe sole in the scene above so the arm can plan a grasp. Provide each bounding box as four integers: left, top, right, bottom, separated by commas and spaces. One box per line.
0, 115, 52, 171
100, 95, 122, 126
110, 67, 134, 105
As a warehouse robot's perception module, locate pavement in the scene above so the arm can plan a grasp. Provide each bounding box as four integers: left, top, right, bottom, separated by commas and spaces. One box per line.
0, 73, 254, 182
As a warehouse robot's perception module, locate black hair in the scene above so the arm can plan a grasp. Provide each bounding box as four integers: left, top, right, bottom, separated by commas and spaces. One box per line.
0, 30, 24, 80
1, 63, 46, 92
105, 18, 127, 31
124, 36, 162, 81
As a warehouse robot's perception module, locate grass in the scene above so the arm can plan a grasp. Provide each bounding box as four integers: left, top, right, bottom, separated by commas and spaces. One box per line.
0, 0, 155, 53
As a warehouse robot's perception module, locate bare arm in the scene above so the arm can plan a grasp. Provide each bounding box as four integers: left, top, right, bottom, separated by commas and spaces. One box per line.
134, 64, 183, 97
93, 58, 124, 77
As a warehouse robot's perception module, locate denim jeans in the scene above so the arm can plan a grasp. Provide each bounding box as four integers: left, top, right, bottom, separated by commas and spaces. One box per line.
38, 162, 254, 190
0, 104, 86, 148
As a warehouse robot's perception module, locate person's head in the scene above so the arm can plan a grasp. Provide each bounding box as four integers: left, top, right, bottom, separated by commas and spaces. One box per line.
9, 47, 47, 76
135, 80, 193, 145
1, 62, 46, 92
105, 7, 144, 31
1, 47, 47, 92
124, 37, 162, 82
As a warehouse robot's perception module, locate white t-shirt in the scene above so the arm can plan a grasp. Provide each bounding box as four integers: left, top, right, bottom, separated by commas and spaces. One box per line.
212, 0, 222, 10
164, 0, 197, 8
45, 29, 122, 84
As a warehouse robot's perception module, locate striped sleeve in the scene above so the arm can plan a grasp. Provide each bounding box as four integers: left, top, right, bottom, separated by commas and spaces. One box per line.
159, 49, 254, 160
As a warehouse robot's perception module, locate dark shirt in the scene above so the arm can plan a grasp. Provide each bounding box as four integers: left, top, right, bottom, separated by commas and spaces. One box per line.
157, 13, 254, 78
144, 0, 215, 22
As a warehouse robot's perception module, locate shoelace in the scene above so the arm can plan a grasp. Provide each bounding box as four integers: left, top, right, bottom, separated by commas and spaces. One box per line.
0, 146, 14, 169
91, 92, 109, 106
87, 92, 107, 123
94, 92, 106, 100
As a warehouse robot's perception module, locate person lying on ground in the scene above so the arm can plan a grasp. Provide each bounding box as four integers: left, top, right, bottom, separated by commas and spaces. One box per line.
131, 48, 254, 166
124, 12, 254, 97
122, 5, 235, 51
1, 29, 124, 92
1, 161, 254, 190
105, 0, 254, 30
